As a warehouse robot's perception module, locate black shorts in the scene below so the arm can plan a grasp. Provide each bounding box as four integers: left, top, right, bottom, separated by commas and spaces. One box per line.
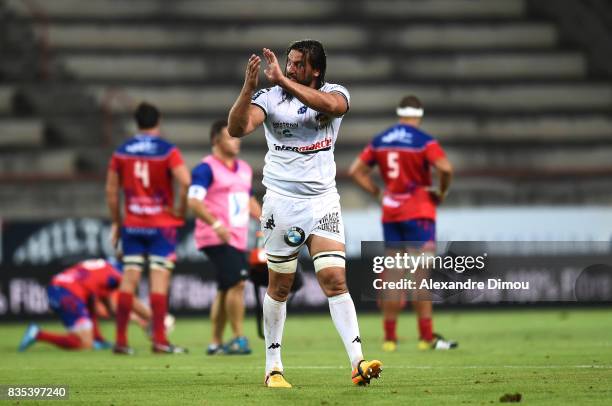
202, 245, 249, 291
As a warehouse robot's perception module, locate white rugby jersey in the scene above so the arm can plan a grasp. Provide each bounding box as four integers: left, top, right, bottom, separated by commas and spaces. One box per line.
251, 82, 350, 197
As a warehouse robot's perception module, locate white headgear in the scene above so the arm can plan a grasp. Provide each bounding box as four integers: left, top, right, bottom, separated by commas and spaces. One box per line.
396, 106, 424, 118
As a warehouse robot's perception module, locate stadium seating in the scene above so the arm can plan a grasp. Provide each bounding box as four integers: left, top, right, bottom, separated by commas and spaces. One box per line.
0, 149, 78, 175
0, 118, 44, 147
0, 86, 13, 113
362, 0, 526, 18
1, 0, 611, 216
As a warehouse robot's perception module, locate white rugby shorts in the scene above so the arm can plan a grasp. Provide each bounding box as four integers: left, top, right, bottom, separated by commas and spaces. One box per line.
260, 190, 345, 257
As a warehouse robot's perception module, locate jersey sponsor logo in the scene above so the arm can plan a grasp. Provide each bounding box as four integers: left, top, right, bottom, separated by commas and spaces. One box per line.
80, 259, 108, 270
273, 138, 333, 155
128, 203, 163, 215
315, 112, 332, 130
124, 227, 158, 235
284, 227, 305, 247
252, 88, 270, 101
273, 122, 299, 138
272, 122, 298, 129
381, 128, 413, 145
297, 105, 307, 114
382, 196, 402, 208
317, 211, 340, 234
53, 272, 79, 285
125, 139, 158, 154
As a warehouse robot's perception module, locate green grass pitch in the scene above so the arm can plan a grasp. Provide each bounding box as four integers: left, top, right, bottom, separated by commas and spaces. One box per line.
1, 309, 611, 405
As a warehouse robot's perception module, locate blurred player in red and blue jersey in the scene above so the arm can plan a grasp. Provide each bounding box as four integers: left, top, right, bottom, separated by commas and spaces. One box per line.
19, 259, 125, 351
349, 95, 457, 351
106, 102, 191, 354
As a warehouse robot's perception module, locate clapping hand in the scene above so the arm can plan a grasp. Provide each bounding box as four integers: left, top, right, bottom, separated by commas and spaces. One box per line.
262, 48, 284, 85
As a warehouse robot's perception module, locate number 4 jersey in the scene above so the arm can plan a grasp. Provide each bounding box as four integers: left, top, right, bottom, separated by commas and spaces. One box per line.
109, 134, 185, 228
359, 124, 447, 223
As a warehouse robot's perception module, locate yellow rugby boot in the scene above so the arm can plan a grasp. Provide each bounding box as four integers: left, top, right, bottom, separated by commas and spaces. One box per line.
351, 359, 383, 386
264, 369, 292, 388
382, 340, 397, 352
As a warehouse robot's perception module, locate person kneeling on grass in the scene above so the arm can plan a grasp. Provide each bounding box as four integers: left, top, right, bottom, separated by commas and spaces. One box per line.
18, 258, 153, 351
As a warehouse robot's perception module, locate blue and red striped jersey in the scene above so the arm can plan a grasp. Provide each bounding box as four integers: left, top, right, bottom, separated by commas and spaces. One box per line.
359, 124, 446, 223
109, 134, 184, 227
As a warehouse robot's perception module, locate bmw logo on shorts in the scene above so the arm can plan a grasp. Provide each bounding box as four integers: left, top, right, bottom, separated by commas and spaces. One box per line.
284, 227, 305, 247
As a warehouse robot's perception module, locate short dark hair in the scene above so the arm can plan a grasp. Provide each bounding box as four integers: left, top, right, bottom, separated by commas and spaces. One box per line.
210, 119, 228, 144
286, 39, 327, 89
134, 102, 160, 129
398, 95, 423, 110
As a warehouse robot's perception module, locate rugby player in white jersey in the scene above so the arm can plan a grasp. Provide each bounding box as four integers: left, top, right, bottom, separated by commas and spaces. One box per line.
228, 39, 382, 388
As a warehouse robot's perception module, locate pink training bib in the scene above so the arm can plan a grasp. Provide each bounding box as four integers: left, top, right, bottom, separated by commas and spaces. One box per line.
194, 156, 253, 251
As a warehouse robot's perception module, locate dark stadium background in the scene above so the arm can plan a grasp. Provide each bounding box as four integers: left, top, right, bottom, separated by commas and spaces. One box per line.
1, 0, 612, 321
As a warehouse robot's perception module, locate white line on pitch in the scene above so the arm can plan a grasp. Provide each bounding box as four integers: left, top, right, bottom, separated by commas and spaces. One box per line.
125, 365, 612, 371
274, 365, 612, 370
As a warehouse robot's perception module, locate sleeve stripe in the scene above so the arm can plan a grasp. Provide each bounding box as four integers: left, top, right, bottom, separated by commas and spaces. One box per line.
251, 102, 267, 118
330, 91, 350, 112
188, 185, 207, 201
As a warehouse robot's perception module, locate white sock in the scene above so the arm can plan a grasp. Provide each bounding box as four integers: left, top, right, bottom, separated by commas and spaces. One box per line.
328, 292, 364, 368
263, 293, 286, 374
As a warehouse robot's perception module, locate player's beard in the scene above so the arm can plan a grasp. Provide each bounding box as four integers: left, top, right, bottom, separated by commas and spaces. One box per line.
286, 73, 313, 87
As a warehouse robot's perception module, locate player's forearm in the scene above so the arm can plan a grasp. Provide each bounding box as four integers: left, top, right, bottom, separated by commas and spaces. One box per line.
353, 173, 381, 199
349, 159, 380, 199
188, 198, 219, 226
106, 296, 117, 316
92, 318, 104, 341
176, 184, 189, 219
431, 157, 453, 201
434, 158, 453, 198
438, 170, 452, 198
350, 170, 380, 198
278, 76, 346, 117
105, 172, 122, 224
171, 165, 191, 218
132, 297, 152, 321
106, 193, 121, 224
89, 298, 105, 340
249, 196, 262, 219
228, 89, 255, 138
